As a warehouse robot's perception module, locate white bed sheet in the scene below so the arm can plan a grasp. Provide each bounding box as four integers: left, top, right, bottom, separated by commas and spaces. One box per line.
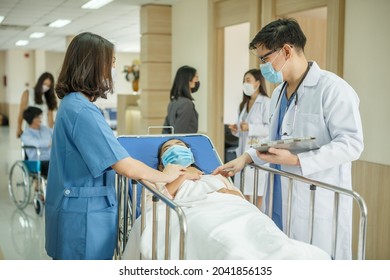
123, 177, 330, 260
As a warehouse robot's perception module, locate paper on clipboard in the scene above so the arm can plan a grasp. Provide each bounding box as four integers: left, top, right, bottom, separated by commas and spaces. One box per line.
251, 137, 319, 154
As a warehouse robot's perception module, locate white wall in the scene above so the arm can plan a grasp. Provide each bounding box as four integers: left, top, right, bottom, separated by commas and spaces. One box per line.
5, 49, 35, 104
0, 51, 5, 104
172, 0, 209, 133
224, 22, 250, 125
344, 0, 390, 165
1, 49, 138, 110
95, 52, 140, 109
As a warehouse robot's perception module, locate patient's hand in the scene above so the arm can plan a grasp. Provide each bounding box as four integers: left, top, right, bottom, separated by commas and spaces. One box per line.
163, 164, 186, 182
184, 167, 203, 181
217, 188, 243, 198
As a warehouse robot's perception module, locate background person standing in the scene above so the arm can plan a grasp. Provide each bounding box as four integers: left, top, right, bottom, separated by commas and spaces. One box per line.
228, 69, 270, 206
162, 65, 200, 134
16, 72, 57, 138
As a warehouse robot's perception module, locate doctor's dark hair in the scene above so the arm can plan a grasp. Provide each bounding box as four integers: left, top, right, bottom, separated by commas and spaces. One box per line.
23, 106, 43, 125
55, 32, 114, 102
249, 18, 307, 52
170, 65, 197, 101
157, 138, 203, 172
33, 72, 57, 110
239, 69, 268, 113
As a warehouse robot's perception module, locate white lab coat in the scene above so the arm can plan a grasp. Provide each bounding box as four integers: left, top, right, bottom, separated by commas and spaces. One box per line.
247, 61, 364, 259
232, 94, 270, 196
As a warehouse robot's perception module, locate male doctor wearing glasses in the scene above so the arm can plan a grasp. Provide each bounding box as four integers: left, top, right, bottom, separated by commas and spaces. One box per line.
214, 18, 364, 260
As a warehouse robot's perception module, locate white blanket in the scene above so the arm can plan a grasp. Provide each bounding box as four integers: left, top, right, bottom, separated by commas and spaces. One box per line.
123, 176, 330, 260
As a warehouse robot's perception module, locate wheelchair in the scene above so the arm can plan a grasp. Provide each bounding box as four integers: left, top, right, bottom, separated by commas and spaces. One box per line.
8, 144, 47, 216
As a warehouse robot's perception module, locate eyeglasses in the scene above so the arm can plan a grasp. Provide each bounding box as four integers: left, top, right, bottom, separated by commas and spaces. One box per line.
251, 48, 278, 64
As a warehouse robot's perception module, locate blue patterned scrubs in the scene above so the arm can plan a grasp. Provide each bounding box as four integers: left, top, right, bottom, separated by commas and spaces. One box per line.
45, 92, 129, 260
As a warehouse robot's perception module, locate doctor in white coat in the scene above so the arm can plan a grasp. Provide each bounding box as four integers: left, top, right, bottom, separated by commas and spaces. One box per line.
229, 69, 270, 205
213, 18, 363, 259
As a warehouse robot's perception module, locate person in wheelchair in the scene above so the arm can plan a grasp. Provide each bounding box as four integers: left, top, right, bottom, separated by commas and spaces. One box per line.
20, 106, 53, 178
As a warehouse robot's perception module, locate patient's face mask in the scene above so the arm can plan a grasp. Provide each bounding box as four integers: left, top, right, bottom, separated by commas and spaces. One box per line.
161, 145, 195, 167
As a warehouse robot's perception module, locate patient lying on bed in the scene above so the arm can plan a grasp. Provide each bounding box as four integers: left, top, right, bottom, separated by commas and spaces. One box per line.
123, 138, 330, 260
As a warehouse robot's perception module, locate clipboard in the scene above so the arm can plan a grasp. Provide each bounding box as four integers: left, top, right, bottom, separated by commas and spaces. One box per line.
251, 137, 319, 153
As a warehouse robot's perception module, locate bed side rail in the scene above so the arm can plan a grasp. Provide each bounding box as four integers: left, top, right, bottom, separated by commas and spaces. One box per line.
241, 163, 367, 260
114, 174, 188, 260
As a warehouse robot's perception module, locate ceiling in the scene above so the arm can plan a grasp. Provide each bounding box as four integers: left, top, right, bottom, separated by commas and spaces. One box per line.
0, 0, 179, 53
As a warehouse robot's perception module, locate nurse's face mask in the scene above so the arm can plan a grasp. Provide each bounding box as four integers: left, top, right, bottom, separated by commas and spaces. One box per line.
161, 145, 195, 167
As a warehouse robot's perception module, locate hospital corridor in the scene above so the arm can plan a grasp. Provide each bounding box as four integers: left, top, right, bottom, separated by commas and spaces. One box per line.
0, 126, 50, 260
0, 0, 389, 263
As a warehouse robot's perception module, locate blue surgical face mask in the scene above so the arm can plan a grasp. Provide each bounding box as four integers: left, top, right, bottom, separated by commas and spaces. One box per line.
161, 145, 195, 167
259, 50, 287, 84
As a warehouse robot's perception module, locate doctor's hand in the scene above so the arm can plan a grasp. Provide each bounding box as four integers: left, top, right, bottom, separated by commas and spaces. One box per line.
163, 164, 186, 183
212, 153, 252, 177
240, 121, 249, 132
257, 148, 300, 166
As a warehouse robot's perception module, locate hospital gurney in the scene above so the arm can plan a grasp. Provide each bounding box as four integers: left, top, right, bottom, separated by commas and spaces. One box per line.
114, 134, 367, 260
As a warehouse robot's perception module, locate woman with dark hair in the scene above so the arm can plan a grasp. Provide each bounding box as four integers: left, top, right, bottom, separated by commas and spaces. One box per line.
16, 72, 57, 137
228, 69, 270, 205
162, 65, 200, 133
45, 32, 184, 260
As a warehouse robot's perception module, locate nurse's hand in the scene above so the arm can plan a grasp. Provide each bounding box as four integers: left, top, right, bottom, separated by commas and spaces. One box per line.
163, 164, 186, 183
212, 153, 252, 177
228, 124, 238, 134
257, 148, 300, 166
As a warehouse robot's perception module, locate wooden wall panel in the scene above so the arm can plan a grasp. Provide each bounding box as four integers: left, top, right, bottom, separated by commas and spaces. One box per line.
139, 63, 171, 91
140, 5, 171, 34
276, 0, 326, 15
140, 89, 170, 118
352, 160, 390, 259
215, 0, 252, 28
141, 34, 171, 63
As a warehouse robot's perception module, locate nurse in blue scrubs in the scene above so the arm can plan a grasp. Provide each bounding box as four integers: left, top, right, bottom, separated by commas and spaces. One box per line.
45, 32, 184, 260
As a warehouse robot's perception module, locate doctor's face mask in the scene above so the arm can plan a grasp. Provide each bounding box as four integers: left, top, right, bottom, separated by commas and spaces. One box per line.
161, 144, 195, 168
259, 49, 287, 84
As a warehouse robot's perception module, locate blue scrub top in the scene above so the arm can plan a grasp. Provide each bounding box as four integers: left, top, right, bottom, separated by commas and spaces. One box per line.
45, 92, 129, 260
271, 89, 296, 231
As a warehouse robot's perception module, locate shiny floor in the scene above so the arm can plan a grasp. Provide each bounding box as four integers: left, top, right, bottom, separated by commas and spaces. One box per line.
0, 126, 50, 260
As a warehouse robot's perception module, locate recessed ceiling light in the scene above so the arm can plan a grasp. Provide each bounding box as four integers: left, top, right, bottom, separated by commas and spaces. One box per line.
30, 32, 46, 38
81, 0, 114, 9
48, 19, 71, 28
0, 16, 4, 24
16, 40, 29, 46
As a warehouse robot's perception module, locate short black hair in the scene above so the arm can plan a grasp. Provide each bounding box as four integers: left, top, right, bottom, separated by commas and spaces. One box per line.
23, 106, 43, 125
249, 18, 306, 52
